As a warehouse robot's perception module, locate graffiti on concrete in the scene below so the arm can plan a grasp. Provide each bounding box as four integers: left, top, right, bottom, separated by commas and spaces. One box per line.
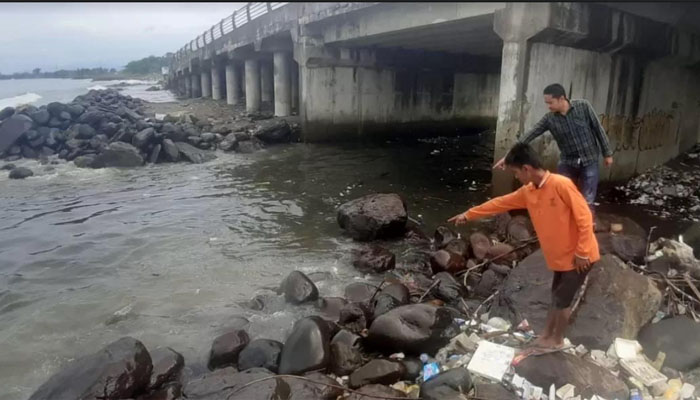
600, 109, 677, 152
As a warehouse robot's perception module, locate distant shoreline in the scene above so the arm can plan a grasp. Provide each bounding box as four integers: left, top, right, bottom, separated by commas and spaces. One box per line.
0, 75, 161, 82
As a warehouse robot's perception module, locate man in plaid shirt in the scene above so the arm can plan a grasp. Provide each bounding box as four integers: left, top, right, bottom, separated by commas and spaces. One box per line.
494, 84, 613, 212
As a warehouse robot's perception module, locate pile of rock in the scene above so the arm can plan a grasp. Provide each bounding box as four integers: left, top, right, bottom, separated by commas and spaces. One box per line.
0, 89, 298, 176
615, 144, 700, 221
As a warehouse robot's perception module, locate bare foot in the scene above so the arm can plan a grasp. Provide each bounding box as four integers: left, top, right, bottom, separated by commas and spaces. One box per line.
528, 336, 551, 349
532, 337, 564, 350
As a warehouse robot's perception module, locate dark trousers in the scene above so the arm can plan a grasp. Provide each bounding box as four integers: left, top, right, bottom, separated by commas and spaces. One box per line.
557, 162, 599, 214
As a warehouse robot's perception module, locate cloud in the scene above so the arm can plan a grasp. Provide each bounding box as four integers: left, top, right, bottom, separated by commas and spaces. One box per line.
0, 2, 247, 73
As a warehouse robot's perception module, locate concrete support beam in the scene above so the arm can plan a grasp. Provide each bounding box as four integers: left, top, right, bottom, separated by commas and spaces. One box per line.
290, 60, 299, 112
191, 73, 201, 98
184, 73, 192, 97
225, 62, 240, 105
201, 68, 212, 98
211, 63, 223, 100
245, 59, 261, 112
261, 60, 274, 103
273, 52, 292, 116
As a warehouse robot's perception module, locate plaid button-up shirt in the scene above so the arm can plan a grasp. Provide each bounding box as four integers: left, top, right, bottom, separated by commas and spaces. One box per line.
518, 99, 613, 167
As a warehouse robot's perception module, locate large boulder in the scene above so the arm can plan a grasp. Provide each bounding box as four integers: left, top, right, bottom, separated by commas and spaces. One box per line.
208, 330, 250, 370
351, 245, 396, 274
337, 193, 408, 241
419, 368, 472, 400
29, 108, 50, 125
434, 226, 457, 249
0, 106, 14, 120
132, 127, 155, 149
442, 239, 469, 258
344, 283, 376, 304
515, 352, 629, 399
507, 215, 535, 243
597, 233, 647, 264
184, 367, 271, 400
348, 384, 406, 400
148, 347, 184, 390
317, 297, 348, 321
430, 250, 466, 274
161, 139, 179, 162
367, 304, 456, 355
469, 232, 491, 260
237, 339, 284, 373
433, 272, 466, 303
279, 270, 319, 305
278, 317, 332, 375
491, 250, 662, 349
349, 359, 405, 389
92, 142, 144, 168
9, 167, 34, 179
174, 142, 216, 164
329, 330, 364, 376
637, 317, 700, 372
28, 336, 152, 400
0, 114, 34, 154
253, 119, 291, 143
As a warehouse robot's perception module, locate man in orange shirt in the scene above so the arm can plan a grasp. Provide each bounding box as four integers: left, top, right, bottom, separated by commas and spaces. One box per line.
448, 143, 600, 350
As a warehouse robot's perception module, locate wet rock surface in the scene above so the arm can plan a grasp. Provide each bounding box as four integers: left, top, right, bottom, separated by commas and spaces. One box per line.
351, 245, 396, 274
337, 193, 408, 241
367, 304, 455, 355
208, 330, 250, 370
637, 316, 700, 372
279, 270, 319, 305
278, 317, 332, 375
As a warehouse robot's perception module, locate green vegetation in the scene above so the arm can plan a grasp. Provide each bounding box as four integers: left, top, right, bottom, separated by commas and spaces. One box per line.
123, 55, 169, 75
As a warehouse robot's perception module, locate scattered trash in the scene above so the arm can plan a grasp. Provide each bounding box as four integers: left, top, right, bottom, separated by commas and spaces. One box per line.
619, 357, 668, 387
466, 340, 515, 382
421, 362, 440, 381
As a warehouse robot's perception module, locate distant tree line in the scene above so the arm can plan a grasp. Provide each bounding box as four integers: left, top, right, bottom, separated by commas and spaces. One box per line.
0, 54, 173, 80
123, 55, 170, 75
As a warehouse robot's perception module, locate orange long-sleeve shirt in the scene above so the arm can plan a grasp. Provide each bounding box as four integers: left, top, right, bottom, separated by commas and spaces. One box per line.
465, 172, 599, 271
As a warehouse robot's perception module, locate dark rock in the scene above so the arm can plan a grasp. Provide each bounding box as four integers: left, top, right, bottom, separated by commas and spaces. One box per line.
188, 136, 202, 146
279, 270, 319, 305
174, 142, 216, 164
237, 339, 284, 373
434, 226, 457, 249
469, 232, 491, 260
1, 163, 15, 170
344, 282, 376, 303
65, 138, 85, 150
208, 329, 250, 370
338, 303, 369, 334
491, 250, 662, 350
278, 316, 332, 375
67, 104, 85, 118
184, 367, 271, 400
379, 283, 410, 304
0, 113, 34, 154
29, 135, 45, 148
349, 359, 404, 389
59, 111, 72, 121
4, 154, 21, 161
637, 316, 700, 372
486, 242, 517, 263
138, 382, 181, 400
419, 368, 472, 400
161, 139, 179, 162
329, 338, 364, 376
443, 239, 469, 258
597, 233, 647, 264
25, 129, 40, 140
515, 352, 628, 399
283, 372, 344, 400
133, 127, 155, 149
75, 123, 96, 139
489, 263, 511, 275
200, 132, 216, 142
253, 119, 291, 143
331, 329, 361, 348
430, 250, 466, 274
28, 337, 152, 400
149, 144, 161, 163
507, 215, 535, 243
347, 384, 406, 400
352, 245, 396, 274
372, 294, 403, 320
92, 142, 144, 168
198, 141, 212, 150
474, 269, 502, 298
218, 136, 237, 151
404, 221, 431, 245
149, 347, 184, 390
7, 145, 21, 155
9, 167, 33, 179
235, 139, 263, 153
474, 383, 518, 400
317, 297, 348, 321
48, 117, 63, 128
433, 272, 466, 303
29, 108, 50, 125
0, 106, 14, 120
99, 121, 119, 137
337, 193, 408, 241
74, 154, 98, 168
401, 358, 422, 381
21, 145, 38, 158
595, 212, 646, 237
234, 132, 251, 141
367, 304, 455, 355
46, 102, 67, 117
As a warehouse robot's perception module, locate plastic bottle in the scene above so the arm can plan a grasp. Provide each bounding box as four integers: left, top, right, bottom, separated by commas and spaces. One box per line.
663, 379, 682, 400
629, 388, 642, 400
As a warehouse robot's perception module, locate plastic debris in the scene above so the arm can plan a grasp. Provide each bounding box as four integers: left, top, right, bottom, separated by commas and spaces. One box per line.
619, 357, 668, 387
613, 338, 643, 360
556, 383, 576, 399
486, 316, 512, 331
680, 382, 695, 399
422, 362, 440, 381
467, 340, 515, 382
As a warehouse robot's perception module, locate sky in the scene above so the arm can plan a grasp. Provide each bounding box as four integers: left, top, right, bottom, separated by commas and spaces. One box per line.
0, 2, 246, 74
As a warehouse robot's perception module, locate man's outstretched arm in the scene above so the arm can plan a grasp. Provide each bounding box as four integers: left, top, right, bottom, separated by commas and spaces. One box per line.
448, 188, 527, 225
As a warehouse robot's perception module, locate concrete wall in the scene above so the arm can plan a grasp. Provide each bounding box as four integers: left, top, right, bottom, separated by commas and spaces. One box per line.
520, 42, 700, 182
300, 50, 500, 141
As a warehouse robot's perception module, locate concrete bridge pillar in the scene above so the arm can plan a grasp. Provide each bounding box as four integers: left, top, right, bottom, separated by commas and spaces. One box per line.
245, 59, 261, 112
261, 60, 274, 103
184, 72, 192, 98
273, 51, 292, 116
179, 75, 186, 96
225, 62, 241, 105
211, 62, 223, 100
201, 67, 212, 98
290, 60, 298, 113
190, 72, 201, 98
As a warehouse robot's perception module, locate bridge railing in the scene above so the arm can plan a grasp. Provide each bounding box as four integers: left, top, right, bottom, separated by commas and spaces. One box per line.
174, 2, 288, 64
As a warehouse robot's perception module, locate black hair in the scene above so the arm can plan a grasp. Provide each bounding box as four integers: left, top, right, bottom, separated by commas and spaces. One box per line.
505, 142, 543, 169
543, 83, 567, 99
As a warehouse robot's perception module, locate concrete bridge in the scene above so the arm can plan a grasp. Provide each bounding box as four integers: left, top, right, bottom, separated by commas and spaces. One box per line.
167, 2, 700, 193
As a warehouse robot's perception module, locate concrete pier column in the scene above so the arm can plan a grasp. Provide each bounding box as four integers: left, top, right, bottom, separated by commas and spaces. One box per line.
225, 63, 240, 105
273, 52, 292, 116
201, 68, 212, 98
245, 59, 261, 112
191, 73, 201, 98
184, 73, 192, 97
211, 63, 223, 100
290, 60, 298, 112
261, 60, 273, 103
